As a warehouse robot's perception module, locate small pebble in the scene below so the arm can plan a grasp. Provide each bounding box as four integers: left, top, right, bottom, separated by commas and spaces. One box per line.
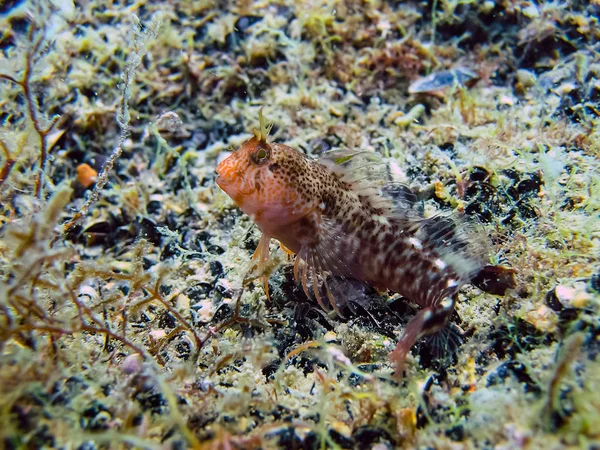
516, 69, 537, 89
149, 329, 167, 341
555, 282, 593, 309
76, 163, 98, 188
155, 111, 183, 133
524, 305, 557, 333
121, 354, 143, 374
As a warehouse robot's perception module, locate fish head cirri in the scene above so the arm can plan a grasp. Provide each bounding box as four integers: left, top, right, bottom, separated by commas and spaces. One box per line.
216, 136, 320, 236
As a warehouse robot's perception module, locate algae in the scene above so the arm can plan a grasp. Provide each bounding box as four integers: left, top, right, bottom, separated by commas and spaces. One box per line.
0, 0, 599, 449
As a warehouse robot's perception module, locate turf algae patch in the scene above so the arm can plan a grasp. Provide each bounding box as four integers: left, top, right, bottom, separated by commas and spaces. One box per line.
1, 0, 599, 448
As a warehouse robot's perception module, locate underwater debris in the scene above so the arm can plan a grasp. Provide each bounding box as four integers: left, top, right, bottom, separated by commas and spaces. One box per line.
388, 104, 426, 127
216, 110, 488, 375
472, 265, 517, 296
1, 0, 599, 448
408, 68, 478, 94
62, 12, 162, 233
0, 13, 61, 198
553, 282, 595, 310
75, 163, 98, 189
542, 332, 585, 432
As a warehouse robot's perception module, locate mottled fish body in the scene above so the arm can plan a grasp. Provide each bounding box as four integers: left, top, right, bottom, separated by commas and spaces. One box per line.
216, 121, 487, 374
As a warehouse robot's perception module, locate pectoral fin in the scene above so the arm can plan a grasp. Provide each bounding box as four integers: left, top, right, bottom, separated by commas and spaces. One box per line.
252, 233, 272, 301
292, 211, 366, 317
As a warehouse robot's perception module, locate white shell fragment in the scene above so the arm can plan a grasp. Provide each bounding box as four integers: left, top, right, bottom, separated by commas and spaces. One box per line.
555, 282, 594, 309
408, 68, 478, 94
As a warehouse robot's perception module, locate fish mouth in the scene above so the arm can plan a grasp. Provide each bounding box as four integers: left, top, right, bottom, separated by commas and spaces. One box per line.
216, 165, 243, 189
215, 171, 257, 200
215, 174, 227, 188
215, 162, 234, 188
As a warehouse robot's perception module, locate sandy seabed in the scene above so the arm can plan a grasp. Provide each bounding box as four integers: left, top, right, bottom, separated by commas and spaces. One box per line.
0, 1, 599, 449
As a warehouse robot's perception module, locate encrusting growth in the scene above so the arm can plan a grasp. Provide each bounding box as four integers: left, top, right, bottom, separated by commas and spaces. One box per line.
216, 109, 488, 374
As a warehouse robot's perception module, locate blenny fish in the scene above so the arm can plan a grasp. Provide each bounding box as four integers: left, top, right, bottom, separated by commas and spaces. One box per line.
215, 111, 487, 374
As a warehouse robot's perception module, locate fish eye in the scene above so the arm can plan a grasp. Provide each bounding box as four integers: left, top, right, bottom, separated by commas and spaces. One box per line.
251, 144, 271, 165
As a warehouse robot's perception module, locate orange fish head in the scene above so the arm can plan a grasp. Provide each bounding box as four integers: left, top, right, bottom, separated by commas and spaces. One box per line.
216, 137, 313, 232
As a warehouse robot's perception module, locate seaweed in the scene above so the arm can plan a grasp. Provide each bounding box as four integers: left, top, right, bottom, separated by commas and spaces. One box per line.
0, 0, 599, 448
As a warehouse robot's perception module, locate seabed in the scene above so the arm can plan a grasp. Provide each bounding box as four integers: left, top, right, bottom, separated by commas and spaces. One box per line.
0, 1, 599, 449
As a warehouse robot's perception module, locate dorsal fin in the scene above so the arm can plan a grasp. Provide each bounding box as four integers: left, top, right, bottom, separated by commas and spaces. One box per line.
416, 213, 489, 285
318, 149, 488, 284
317, 149, 421, 220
